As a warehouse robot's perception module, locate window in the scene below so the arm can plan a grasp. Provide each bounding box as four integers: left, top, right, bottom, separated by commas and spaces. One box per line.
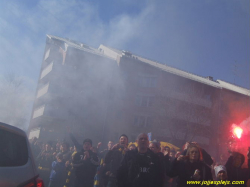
135, 95, 154, 107
202, 86, 212, 101
172, 82, 186, 93
0, 129, 28, 167
37, 83, 49, 98
134, 116, 154, 127
40, 62, 53, 79
44, 48, 50, 61
138, 76, 157, 87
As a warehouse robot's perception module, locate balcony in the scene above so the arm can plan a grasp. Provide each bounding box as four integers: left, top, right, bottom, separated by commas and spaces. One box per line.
166, 91, 212, 108
37, 83, 49, 98
33, 105, 45, 119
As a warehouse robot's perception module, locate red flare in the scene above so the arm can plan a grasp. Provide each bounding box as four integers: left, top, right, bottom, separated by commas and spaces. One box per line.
233, 126, 243, 139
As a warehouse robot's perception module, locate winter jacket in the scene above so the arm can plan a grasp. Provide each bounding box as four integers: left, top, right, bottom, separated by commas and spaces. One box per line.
72, 149, 99, 186
104, 147, 126, 177
36, 150, 54, 168
117, 148, 164, 187
225, 153, 250, 187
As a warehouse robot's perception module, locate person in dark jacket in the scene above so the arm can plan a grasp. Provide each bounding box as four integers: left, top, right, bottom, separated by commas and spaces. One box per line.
225, 150, 250, 187
59, 142, 72, 163
104, 134, 128, 187
149, 141, 168, 186
96, 141, 114, 187
167, 144, 213, 187
117, 133, 164, 187
98, 141, 114, 160
72, 138, 99, 187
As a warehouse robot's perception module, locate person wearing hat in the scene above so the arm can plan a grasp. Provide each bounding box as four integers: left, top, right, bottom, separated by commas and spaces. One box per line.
215, 165, 228, 181
214, 165, 234, 187
72, 138, 99, 187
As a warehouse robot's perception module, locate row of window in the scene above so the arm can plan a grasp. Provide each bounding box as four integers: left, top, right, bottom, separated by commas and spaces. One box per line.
133, 115, 211, 130
137, 76, 212, 102
135, 95, 154, 107
135, 95, 210, 108
122, 73, 158, 88
138, 76, 157, 88
134, 116, 154, 128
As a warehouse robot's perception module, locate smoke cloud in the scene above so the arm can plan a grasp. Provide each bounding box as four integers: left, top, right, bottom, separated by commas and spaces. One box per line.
238, 116, 250, 135
0, 74, 35, 131
0, 0, 249, 135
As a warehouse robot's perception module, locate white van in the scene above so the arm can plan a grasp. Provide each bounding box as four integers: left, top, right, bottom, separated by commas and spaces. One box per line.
0, 122, 44, 187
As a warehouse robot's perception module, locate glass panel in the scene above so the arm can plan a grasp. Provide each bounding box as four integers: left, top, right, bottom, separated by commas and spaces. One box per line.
0, 129, 28, 167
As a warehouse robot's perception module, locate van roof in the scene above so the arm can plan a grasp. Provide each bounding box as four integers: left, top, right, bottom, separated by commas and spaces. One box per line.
0, 122, 26, 137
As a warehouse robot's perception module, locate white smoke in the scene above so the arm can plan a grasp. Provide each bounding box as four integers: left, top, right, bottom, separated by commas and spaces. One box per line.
0, 74, 35, 131
239, 116, 250, 134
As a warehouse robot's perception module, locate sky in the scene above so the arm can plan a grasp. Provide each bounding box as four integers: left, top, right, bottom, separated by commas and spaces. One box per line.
0, 0, 249, 129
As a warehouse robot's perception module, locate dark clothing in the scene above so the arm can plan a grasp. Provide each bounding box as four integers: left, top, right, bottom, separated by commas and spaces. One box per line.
100, 161, 111, 187
157, 152, 165, 162
167, 158, 213, 187
36, 150, 54, 168
97, 149, 110, 187
156, 152, 169, 186
182, 148, 213, 166
117, 148, 164, 187
98, 149, 109, 160
104, 148, 126, 177
164, 154, 175, 187
72, 149, 99, 187
225, 155, 250, 187
95, 148, 110, 186
36, 150, 54, 187
104, 148, 127, 187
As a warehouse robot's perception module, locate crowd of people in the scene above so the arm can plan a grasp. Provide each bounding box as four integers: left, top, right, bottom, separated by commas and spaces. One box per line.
30, 133, 250, 187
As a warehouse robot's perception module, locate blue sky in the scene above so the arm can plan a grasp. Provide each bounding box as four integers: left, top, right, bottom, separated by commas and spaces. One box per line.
0, 0, 249, 128
0, 0, 249, 89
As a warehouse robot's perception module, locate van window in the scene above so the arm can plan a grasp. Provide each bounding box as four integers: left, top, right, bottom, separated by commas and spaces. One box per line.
0, 129, 28, 167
